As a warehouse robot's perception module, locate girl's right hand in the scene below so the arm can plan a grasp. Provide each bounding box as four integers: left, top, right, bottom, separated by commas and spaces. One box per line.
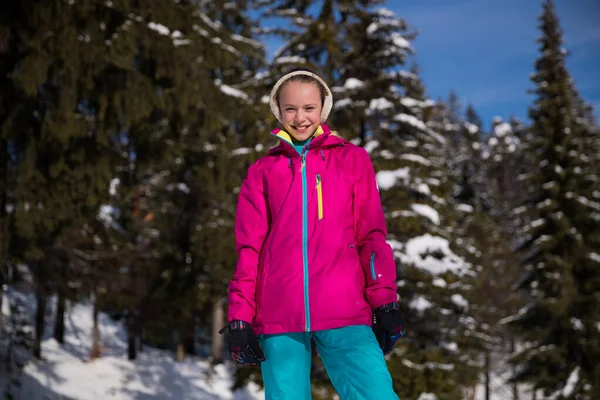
219, 320, 265, 365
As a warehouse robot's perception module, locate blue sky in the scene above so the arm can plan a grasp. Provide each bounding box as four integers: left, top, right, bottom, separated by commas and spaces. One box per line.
394, 0, 600, 129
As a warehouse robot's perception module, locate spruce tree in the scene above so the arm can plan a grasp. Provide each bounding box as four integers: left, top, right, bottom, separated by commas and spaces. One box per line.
1, 0, 263, 360
6, 0, 117, 357
93, 0, 267, 361
508, 1, 600, 397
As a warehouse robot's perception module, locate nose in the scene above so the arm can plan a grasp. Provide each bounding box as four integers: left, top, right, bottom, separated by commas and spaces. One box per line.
294, 109, 306, 122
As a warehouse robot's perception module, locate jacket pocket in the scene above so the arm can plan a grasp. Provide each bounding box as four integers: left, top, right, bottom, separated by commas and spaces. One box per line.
316, 174, 323, 220
370, 252, 377, 281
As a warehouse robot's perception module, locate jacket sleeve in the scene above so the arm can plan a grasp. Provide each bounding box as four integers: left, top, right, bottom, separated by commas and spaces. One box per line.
227, 163, 269, 323
353, 148, 398, 309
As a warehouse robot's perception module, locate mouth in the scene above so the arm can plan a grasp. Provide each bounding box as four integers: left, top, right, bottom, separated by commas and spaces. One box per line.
293, 125, 311, 133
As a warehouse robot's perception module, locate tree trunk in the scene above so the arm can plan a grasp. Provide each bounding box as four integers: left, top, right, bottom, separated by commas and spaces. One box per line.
359, 117, 366, 145
0, 270, 4, 334
183, 317, 195, 356
176, 342, 185, 362
211, 297, 225, 362
127, 314, 137, 360
511, 339, 519, 400
34, 285, 47, 359
53, 289, 65, 344
90, 290, 101, 360
0, 136, 7, 335
485, 351, 491, 400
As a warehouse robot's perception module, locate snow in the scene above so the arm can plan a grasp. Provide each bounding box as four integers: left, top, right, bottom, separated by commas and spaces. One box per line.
333, 98, 353, 109
570, 318, 583, 331
364, 140, 380, 154
343, 78, 365, 89
399, 234, 469, 275
534, 235, 552, 245
390, 33, 411, 49
416, 183, 431, 195
394, 113, 427, 131
411, 203, 440, 225
174, 39, 192, 47
230, 34, 262, 50
375, 8, 396, 18
542, 181, 556, 190
366, 22, 379, 35
166, 182, 191, 194
432, 278, 447, 288
400, 153, 431, 166
274, 55, 307, 65
493, 122, 512, 137
109, 178, 120, 196
199, 13, 223, 31
417, 394, 438, 400
451, 294, 469, 309
400, 97, 424, 108
524, 218, 545, 232
465, 122, 479, 135
98, 205, 120, 229
576, 195, 600, 211
409, 296, 433, 313
147, 22, 170, 36
376, 167, 410, 190
397, 70, 418, 81
231, 147, 252, 156
457, 204, 474, 213
1, 287, 262, 400
560, 368, 579, 397
211, 38, 241, 56
217, 82, 249, 101
402, 359, 454, 371
367, 98, 394, 114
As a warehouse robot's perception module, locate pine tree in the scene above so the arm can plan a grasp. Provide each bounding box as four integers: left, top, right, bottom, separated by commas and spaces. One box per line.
508, 1, 600, 397
0, 0, 18, 335
256, 1, 417, 142
90, 0, 268, 361
5, 0, 118, 357
1, 0, 264, 360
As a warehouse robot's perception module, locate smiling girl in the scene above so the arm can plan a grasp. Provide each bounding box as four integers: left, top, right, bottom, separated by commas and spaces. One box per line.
222, 69, 405, 399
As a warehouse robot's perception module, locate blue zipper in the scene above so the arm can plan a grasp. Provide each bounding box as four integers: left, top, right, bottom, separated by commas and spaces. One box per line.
301, 150, 311, 331
370, 252, 376, 280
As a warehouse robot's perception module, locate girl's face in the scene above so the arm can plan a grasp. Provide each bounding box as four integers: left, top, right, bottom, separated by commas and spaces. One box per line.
278, 81, 323, 141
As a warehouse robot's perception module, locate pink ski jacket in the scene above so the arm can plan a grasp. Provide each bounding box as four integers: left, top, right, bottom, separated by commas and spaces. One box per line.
228, 124, 397, 335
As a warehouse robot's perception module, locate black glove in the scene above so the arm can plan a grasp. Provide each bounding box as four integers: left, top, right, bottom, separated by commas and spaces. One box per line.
373, 302, 406, 355
219, 320, 265, 365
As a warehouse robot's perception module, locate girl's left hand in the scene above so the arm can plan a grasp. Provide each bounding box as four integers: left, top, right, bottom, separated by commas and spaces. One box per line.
372, 302, 406, 355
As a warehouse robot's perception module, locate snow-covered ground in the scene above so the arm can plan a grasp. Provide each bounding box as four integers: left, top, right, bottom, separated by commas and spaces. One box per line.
2, 285, 542, 400
1, 286, 263, 400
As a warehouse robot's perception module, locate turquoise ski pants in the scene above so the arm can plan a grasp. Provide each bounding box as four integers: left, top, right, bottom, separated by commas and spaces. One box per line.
258, 325, 399, 400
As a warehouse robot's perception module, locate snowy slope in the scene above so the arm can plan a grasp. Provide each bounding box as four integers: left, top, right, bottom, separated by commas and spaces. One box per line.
1, 286, 263, 400
2, 286, 544, 400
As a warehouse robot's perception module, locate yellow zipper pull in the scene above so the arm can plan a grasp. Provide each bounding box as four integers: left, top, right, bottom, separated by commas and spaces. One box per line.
316, 174, 323, 220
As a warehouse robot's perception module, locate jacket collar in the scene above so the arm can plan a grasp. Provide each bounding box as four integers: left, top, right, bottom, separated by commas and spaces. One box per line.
268, 124, 345, 156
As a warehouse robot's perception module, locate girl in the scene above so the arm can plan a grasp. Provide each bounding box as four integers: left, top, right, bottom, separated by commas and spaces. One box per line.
222, 70, 405, 399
